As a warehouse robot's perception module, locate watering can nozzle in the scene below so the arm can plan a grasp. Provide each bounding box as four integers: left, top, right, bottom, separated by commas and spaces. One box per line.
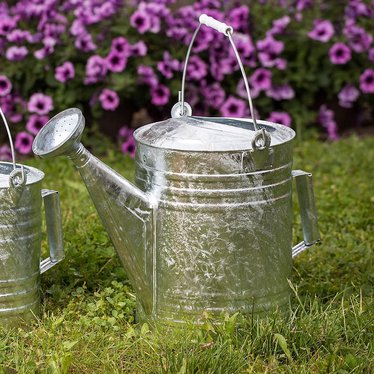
33, 108, 85, 159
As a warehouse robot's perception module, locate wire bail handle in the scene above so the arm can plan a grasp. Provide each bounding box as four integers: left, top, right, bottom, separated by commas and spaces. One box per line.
0, 106, 26, 188
171, 14, 271, 150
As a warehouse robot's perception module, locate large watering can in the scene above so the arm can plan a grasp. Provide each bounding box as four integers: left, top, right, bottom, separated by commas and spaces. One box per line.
33, 15, 320, 325
0, 108, 64, 327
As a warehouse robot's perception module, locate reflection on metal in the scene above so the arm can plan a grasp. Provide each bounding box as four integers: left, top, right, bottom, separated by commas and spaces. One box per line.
33, 107, 320, 325
0, 106, 64, 327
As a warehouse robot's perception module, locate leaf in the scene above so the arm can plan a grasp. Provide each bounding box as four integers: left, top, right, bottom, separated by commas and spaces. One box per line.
140, 322, 150, 335
62, 340, 78, 351
274, 333, 292, 362
125, 326, 136, 338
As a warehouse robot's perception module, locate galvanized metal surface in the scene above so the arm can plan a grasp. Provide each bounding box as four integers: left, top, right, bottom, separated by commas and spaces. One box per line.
33, 108, 320, 326
0, 162, 64, 327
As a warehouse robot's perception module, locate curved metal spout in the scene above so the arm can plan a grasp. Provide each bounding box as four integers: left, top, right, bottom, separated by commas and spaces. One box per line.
33, 109, 155, 314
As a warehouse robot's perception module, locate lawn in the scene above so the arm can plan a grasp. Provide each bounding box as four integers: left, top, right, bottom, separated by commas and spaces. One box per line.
0, 135, 373, 373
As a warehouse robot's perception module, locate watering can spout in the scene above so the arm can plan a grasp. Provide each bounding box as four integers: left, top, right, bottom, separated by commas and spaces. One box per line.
32, 108, 155, 315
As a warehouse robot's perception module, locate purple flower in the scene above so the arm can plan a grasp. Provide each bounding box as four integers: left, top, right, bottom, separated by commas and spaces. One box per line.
360, 68, 374, 93
192, 27, 214, 53
257, 35, 286, 69
119, 126, 134, 141
257, 35, 284, 54
7, 29, 32, 43
106, 51, 127, 73
202, 83, 226, 109
220, 55, 239, 75
345, 0, 372, 19
237, 78, 260, 100
121, 140, 136, 158
131, 41, 147, 57
75, 33, 97, 52
186, 56, 207, 80
5, 46, 28, 61
121, 138, 136, 158
344, 23, 373, 53
0, 145, 12, 161
157, 51, 180, 79
34, 37, 56, 60
151, 84, 170, 106
338, 85, 359, 107
209, 58, 225, 82
230, 34, 255, 66
137, 2, 165, 33
130, 9, 152, 34
267, 111, 292, 127
27, 93, 53, 115
55, 62, 75, 83
0, 95, 24, 123
0, 17, 16, 36
138, 65, 158, 87
228, 5, 249, 31
99, 89, 120, 111
220, 96, 246, 118
329, 43, 351, 64
250, 68, 272, 91
308, 19, 334, 42
268, 15, 291, 36
111, 37, 130, 56
26, 115, 49, 135
0, 75, 12, 97
15, 132, 34, 155
266, 84, 295, 100
319, 105, 339, 140
85, 55, 107, 84
70, 19, 85, 37
296, 0, 313, 12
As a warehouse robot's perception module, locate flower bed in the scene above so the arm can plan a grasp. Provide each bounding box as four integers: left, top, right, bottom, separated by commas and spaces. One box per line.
0, 0, 373, 159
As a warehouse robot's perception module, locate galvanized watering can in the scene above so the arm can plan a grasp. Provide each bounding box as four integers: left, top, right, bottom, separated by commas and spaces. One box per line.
0, 108, 64, 327
33, 15, 320, 325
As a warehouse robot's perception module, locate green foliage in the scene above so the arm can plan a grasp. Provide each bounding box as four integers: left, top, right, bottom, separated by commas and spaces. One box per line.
0, 136, 373, 372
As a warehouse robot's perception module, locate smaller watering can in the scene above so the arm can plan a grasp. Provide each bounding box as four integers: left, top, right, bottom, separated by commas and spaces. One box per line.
0, 108, 64, 327
33, 15, 320, 326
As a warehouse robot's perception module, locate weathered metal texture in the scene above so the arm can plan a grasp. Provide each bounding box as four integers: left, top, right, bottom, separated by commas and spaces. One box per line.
0, 162, 64, 327
0, 163, 43, 326
32, 109, 320, 326
134, 118, 295, 323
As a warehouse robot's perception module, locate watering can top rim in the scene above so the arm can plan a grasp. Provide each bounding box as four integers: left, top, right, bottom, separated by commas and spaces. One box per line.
0, 161, 44, 189
133, 116, 296, 153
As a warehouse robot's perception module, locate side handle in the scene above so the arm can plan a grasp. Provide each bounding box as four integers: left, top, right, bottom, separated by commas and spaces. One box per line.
292, 170, 321, 258
40, 189, 65, 274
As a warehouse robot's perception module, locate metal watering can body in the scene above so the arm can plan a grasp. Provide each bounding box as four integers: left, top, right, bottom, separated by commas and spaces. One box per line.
0, 110, 64, 327
32, 112, 320, 325
32, 15, 320, 325
134, 117, 320, 323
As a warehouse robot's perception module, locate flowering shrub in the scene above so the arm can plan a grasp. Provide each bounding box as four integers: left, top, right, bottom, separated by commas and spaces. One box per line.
0, 0, 373, 159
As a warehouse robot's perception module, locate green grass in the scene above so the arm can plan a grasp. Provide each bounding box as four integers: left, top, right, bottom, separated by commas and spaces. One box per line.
1, 135, 373, 373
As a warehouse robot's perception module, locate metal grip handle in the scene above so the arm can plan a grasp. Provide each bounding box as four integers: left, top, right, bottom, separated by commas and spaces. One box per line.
292, 170, 320, 258
173, 13, 265, 141
40, 189, 65, 274
199, 14, 233, 35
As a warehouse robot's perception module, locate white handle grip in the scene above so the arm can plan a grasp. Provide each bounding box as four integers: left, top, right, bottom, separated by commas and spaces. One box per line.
199, 14, 233, 35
